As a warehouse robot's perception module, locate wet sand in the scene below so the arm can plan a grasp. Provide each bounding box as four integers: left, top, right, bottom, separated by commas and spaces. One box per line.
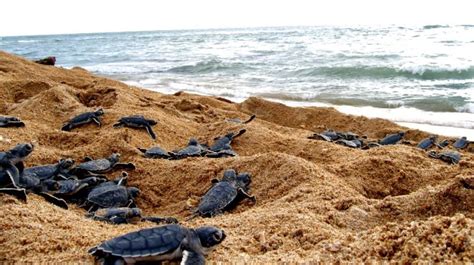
0, 51, 473, 263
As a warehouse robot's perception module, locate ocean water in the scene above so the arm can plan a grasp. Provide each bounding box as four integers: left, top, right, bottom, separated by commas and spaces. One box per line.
1, 25, 474, 133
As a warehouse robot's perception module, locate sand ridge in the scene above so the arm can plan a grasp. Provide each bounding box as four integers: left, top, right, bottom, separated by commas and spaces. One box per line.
0, 51, 472, 263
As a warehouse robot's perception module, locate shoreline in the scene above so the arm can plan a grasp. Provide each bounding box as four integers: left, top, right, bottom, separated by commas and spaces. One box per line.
135, 84, 474, 139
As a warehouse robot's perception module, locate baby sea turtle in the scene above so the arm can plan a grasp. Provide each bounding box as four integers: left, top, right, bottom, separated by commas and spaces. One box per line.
87, 207, 178, 225
209, 129, 246, 152
89, 224, 225, 265
380, 132, 405, 145
61, 109, 104, 131
193, 169, 256, 218
86, 177, 140, 211
0, 116, 25, 127
227, 114, 256, 124
73, 153, 135, 175
335, 139, 360, 148
438, 139, 450, 148
453, 136, 471, 149
171, 138, 209, 159
113, 115, 158, 140
34, 56, 56, 66
137, 146, 172, 159
308, 129, 340, 141
428, 150, 461, 164
417, 135, 437, 150
22, 158, 75, 181
0, 143, 34, 188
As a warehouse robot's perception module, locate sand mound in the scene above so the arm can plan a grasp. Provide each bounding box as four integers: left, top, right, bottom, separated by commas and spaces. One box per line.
0, 51, 473, 263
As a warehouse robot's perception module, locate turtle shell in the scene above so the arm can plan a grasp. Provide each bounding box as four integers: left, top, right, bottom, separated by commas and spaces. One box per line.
77, 159, 113, 173
23, 164, 57, 180
453, 137, 468, 149
418, 137, 435, 150
88, 185, 129, 208
90, 224, 186, 262
143, 147, 169, 158
198, 182, 238, 216
380, 132, 404, 145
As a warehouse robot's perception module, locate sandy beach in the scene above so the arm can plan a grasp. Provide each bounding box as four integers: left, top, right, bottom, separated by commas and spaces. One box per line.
0, 51, 473, 263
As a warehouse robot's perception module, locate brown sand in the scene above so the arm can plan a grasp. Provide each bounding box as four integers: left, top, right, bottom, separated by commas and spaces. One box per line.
0, 51, 472, 263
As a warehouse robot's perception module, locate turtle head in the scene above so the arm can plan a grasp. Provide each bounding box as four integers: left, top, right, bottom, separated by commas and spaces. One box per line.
109, 153, 121, 163
188, 138, 199, 146
58, 158, 75, 169
399, 132, 406, 137
126, 207, 142, 218
236, 172, 252, 189
127, 187, 140, 198
195, 226, 226, 249
429, 135, 437, 141
9, 143, 34, 162
222, 169, 237, 182
95, 108, 105, 116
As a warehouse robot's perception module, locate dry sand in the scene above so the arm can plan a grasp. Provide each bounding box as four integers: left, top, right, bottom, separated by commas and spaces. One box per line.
0, 51, 473, 263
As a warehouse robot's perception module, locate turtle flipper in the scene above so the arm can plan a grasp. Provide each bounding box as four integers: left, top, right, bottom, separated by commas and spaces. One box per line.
92, 117, 102, 127
0, 188, 27, 201
113, 122, 124, 128
61, 123, 72, 131
142, 216, 179, 224
232, 129, 247, 139
39, 192, 68, 209
243, 114, 256, 124
181, 250, 206, 265
238, 188, 256, 203
145, 125, 157, 140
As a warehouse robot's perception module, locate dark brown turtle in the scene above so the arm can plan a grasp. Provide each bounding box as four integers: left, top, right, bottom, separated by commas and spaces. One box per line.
113, 115, 158, 139
61, 109, 104, 131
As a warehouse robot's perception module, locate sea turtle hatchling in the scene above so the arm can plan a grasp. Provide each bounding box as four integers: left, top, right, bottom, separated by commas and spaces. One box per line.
453, 136, 471, 149
113, 115, 158, 140
137, 146, 172, 159
335, 139, 360, 148
379, 132, 405, 145
89, 224, 226, 265
308, 129, 340, 141
428, 150, 461, 165
192, 169, 256, 218
417, 135, 438, 150
72, 153, 135, 176
22, 158, 75, 181
85, 176, 140, 211
170, 138, 209, 159
87, 207, 178, 225
209, 129, 246, 152
61, 109, 104, 131
0, 144, 33, 201
0, 116, 25, 128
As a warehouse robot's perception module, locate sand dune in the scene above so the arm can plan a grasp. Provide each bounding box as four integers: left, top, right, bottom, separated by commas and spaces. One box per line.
0, 51, 472, 263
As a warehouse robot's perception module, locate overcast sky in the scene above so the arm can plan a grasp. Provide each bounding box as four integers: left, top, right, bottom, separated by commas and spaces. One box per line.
1, 0, 474, 36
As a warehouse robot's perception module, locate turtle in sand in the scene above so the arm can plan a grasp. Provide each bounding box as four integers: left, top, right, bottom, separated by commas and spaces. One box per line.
428, 150, 461, 165
0, 144, 34, 201
453, 136, 471, 149
0, 143, 34, 201
209, 129, 246, 152
308, 129, 340, 141
61, 109, 104, 131
192, 169, 256, 218
34, 56, 56, 66
89, 224, 226, 265
137, 146, 172, 159
335, 139, 360, 148
379, 132, 405, 145
113, 115, 158, 140
0, 116, 25, 127
22, 158, 75, 181
170, 138, 209, 159
226, 114, 256, 124
87, 207, 178, 225
85, 174, 140, 211
417, 135, 438, 150
71, 153, 135, 176
438, 139, 450, 148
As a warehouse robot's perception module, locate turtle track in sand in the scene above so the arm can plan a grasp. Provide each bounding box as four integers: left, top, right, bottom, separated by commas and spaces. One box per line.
0, 51, 473, 263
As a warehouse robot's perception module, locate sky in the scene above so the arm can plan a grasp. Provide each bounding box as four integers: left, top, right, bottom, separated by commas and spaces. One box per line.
1, 0, 474, 36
